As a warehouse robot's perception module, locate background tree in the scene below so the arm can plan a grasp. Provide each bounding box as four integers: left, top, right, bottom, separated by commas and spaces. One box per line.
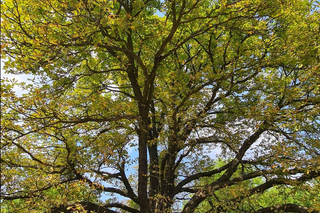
1, 0, 320, 212
195, 159, 320, 212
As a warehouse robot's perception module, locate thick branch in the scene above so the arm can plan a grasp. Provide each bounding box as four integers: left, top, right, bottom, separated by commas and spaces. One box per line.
254, 204, 319, 213
51, 202, 119, 213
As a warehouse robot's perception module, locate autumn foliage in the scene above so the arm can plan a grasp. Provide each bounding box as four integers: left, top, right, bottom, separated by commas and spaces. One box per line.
1, 0, 320, 212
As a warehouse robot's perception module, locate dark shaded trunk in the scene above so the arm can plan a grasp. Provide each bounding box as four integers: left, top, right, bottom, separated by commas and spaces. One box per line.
148, 143, 159, 197
138, 106, 149, 213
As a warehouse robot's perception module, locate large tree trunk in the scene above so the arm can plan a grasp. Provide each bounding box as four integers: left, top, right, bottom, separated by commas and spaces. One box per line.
138, 106, 149, 213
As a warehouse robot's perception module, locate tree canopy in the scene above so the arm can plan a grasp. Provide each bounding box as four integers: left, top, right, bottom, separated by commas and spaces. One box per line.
1, 0, 320, 212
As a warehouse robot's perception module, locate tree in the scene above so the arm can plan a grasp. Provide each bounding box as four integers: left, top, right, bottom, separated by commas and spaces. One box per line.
1, 0, 319, 212
1, 181, 101, 212
195, 159, 320, 212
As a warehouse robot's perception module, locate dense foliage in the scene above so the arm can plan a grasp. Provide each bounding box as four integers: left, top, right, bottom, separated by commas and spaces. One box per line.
1, 0, 320, 212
